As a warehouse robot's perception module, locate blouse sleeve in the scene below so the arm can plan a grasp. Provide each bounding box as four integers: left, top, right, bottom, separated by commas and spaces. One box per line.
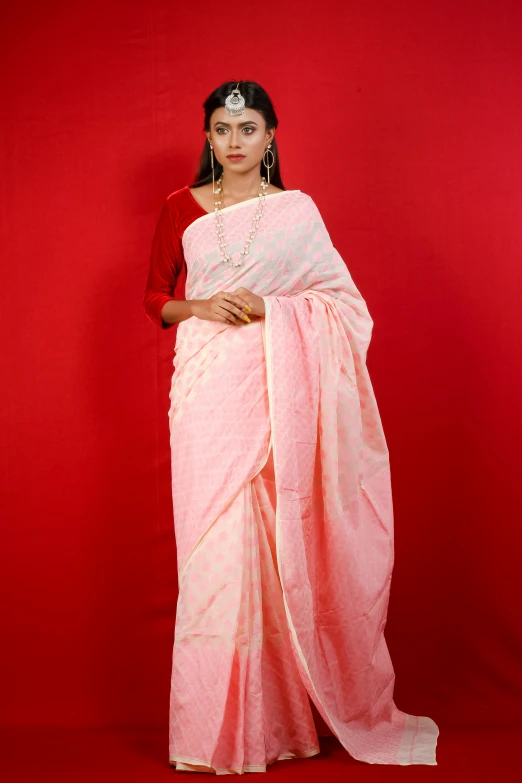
143, 199, 184, 329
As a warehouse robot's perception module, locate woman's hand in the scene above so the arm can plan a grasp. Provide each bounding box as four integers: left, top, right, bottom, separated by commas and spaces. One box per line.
191, 289, 256, 325
231, 287, 265, 317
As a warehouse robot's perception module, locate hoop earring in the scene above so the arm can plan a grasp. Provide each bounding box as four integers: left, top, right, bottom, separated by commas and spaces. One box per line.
263, 143, 275, 185
209, 142, 215, 194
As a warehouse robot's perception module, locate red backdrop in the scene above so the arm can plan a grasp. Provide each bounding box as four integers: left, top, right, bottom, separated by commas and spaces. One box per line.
1, 0, 521, 735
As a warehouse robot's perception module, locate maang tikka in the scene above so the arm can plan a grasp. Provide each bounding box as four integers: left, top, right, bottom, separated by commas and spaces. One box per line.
224, 84, 245, 115
208, 83, 275, 268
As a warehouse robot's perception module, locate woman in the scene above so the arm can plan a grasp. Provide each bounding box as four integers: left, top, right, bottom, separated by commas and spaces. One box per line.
143, 81, 439, 774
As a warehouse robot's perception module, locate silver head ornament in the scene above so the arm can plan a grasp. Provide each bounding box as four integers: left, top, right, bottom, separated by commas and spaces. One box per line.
224, 83, 245, 115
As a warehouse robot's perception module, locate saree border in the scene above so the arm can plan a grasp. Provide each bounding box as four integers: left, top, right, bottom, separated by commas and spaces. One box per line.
181, 189, 302, 247
169, 744, 321, 774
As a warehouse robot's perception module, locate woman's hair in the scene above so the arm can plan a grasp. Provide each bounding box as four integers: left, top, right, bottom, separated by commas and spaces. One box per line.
189, 80, 285, 190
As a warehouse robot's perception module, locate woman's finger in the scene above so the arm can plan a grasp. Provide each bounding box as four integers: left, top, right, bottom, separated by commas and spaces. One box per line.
217, 295, 250, 322
222, 293, 251, 312
216, 304, 245, 325
221, 301, 251, 322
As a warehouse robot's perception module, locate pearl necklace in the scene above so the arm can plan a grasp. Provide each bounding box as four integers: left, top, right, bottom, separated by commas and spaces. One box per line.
214, 175, 269, 267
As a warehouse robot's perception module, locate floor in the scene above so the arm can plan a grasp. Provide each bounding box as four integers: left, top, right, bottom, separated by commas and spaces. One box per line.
2, 724, 521, 782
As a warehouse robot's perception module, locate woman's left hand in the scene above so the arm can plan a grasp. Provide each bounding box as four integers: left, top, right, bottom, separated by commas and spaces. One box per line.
232, 287, 265, 318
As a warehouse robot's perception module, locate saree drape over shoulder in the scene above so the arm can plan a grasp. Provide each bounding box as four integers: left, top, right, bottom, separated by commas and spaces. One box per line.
165, 189, 439, 773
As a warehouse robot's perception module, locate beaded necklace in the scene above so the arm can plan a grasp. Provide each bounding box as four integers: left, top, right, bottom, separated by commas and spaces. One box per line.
213, 174, 268, 267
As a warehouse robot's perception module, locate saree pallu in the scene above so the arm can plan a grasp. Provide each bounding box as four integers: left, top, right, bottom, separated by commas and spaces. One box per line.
168, 190, 439, 773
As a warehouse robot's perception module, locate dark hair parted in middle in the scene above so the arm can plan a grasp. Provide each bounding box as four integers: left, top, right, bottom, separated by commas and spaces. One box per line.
190, 80, 285, 190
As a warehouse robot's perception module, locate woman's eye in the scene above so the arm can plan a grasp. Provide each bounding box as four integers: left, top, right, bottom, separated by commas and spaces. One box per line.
216, 127, 254, 134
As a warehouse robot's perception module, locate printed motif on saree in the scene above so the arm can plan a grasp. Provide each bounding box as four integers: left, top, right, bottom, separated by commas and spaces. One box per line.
167, 189, 439, 772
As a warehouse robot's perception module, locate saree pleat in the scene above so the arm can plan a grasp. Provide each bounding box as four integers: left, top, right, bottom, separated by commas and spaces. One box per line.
169, 446, 321, 773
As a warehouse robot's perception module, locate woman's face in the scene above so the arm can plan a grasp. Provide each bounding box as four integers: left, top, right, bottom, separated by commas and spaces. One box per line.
207, 107, 274, 175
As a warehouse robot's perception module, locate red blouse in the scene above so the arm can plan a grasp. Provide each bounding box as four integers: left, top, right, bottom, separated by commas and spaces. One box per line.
143, 185, 208, 329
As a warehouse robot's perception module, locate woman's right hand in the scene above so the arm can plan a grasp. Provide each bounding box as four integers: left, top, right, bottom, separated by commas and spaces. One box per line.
191, 291, 253, 325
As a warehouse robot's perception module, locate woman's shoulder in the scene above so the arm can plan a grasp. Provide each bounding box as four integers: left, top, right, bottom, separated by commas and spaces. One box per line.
163, 185, 206, 225
282, 190, 324, 228
294, 189, 319, 209
165, 185, 192, 208
292, 187, 311, 199
284, 188, 316, 210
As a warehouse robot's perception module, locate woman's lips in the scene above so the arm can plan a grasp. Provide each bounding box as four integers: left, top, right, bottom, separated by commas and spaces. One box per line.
227, 155, 245, 160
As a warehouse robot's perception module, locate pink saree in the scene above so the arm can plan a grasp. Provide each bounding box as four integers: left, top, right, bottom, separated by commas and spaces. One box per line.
168, 189, 439, 773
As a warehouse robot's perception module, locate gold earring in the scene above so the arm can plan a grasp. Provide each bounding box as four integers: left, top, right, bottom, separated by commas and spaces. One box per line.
209, 141, 215, 194
263, 143, 274, 185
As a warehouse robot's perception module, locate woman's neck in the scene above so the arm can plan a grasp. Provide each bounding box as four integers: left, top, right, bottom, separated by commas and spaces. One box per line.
219, 169, 264, 198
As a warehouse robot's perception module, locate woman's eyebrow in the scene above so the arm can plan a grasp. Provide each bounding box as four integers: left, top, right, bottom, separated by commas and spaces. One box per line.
214, 121, 258, 127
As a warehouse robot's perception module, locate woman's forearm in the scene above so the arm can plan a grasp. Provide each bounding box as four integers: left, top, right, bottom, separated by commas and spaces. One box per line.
160, 299, 201, 325
160, 291, 264, 327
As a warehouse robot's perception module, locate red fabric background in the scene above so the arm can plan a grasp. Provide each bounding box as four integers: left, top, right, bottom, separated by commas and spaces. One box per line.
1, 0, 521, 736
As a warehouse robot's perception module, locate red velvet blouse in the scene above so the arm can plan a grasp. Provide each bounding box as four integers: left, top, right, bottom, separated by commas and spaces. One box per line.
143, 185, 208, 329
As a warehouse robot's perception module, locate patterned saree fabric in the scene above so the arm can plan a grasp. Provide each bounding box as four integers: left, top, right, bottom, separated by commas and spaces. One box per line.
167, 190, 439, 773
